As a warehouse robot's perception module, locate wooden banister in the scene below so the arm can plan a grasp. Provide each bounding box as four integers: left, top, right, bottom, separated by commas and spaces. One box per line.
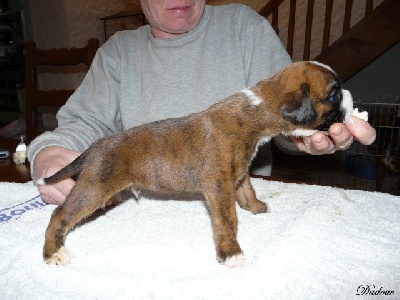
315, 0, 400, 81
258, 0, 285, 17
303, 0, 314, 60
287, 0, 296, 57
366, 0, 374, 16
259, 0, 399, 81
322, 0, 333, 51
343, 0, 353, 34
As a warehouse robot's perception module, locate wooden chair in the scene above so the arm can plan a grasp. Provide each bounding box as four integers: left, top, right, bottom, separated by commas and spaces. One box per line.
25, 38, 100, 143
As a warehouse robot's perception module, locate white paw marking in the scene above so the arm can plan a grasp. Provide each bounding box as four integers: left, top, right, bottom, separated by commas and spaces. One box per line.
45, 246, 73, 266
224, 253, 245, 268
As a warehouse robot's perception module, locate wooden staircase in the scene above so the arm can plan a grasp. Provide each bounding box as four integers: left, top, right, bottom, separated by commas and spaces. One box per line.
259, 0, 400, 82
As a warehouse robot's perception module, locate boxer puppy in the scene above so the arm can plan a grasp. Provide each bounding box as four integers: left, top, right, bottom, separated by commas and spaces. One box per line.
38, 61, 354, 268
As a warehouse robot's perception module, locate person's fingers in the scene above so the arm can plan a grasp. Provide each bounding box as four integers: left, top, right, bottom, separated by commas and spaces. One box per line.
345, 116, 376, 145
290, 117, 376, 155
291, 136, 307, 152
38, 185, 65, 205
328, 123, 354, 150
56, 178, 76, 198
309, 132, 335, 154
292, 133, 335, 155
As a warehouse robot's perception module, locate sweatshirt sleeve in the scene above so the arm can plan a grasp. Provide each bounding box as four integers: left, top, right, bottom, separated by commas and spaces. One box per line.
240, 8, 310, 155
237, 7, 303, 155
27, 37, 123, 175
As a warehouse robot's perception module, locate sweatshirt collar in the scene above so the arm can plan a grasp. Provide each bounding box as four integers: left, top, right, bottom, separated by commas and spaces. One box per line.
146, 5, 211, 47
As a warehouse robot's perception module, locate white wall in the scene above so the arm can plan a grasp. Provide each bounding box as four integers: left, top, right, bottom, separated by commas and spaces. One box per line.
344, 42, 400, 103
27, 0, 139, 48
24, 0, 140, 90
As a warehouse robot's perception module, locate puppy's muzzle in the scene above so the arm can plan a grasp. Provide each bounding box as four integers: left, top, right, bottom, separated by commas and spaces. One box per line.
342, 89, 354, 122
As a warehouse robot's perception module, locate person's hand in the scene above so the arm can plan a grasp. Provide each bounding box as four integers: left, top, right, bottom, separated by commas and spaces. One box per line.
33, 146, 81, 205
291, 116, 376, 155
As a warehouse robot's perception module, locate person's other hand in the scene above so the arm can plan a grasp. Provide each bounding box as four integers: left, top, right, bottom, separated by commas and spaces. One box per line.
291, 116, 376, 155
33, 146, 81, 205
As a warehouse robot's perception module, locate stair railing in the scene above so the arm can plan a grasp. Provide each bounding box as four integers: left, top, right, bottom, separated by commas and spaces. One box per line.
259, 0, 383, 60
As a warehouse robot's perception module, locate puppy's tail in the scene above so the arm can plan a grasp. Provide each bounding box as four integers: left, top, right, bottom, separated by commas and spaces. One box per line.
36, 152, 87, 186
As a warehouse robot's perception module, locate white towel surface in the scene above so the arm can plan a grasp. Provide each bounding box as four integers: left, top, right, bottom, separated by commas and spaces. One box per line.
0, 179, 399, 299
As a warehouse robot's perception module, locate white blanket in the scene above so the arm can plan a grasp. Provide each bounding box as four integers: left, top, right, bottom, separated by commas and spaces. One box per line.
0, 179, 399, 299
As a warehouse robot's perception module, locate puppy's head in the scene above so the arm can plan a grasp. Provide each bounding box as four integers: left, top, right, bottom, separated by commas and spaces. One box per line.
272, 61, 353, 135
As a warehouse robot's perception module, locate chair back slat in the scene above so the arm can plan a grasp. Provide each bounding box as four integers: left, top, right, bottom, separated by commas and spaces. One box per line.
25, 38, 99, 143
33, 90, 74, 107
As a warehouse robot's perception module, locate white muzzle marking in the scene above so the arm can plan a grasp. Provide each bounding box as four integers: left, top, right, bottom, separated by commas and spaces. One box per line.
341, 89, 354, 122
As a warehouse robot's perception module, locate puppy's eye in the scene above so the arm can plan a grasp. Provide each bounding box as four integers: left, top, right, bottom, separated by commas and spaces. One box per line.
328, 90, 342, 102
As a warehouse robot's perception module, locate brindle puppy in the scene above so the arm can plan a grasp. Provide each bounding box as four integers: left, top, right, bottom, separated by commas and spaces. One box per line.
38, 61, 353, 267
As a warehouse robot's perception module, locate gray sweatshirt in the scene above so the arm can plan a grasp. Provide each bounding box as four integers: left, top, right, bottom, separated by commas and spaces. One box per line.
27, 4, 292, 178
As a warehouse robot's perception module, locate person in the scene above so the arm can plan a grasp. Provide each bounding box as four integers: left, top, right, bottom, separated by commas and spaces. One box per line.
27, 0, 376, 205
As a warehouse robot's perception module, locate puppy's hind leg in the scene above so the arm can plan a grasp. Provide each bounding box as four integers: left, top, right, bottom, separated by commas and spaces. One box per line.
236, 175, 269, 214
43, 179, 129, 265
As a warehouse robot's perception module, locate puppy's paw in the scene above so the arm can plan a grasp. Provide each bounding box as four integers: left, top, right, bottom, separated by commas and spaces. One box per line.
249, 200, 269, 214
45, 246, 73, 266
222, 253, 245, 268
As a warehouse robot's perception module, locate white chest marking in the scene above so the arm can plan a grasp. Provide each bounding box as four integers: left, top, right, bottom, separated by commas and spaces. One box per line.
241, 88, 262, 106
250, 136, 272, 163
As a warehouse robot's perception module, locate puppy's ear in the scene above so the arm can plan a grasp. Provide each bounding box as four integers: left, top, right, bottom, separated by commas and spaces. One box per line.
281, 83, 317, 125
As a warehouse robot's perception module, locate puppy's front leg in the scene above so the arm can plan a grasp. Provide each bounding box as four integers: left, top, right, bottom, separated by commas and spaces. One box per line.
236, 175, 269, 214
204, 180, 245, 268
